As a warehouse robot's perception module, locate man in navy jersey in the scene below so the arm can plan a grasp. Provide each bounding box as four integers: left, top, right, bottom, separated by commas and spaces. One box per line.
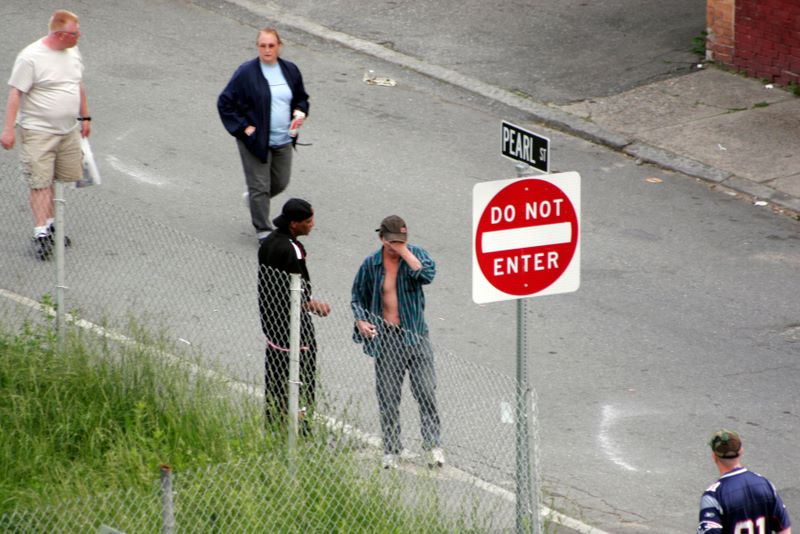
698, 429, 791, 534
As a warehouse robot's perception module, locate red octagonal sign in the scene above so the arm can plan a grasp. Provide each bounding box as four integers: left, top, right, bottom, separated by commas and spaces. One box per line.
473, 172, 580, 303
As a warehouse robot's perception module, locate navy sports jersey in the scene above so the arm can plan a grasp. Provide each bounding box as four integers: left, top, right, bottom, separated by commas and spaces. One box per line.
698, 467, 791, 534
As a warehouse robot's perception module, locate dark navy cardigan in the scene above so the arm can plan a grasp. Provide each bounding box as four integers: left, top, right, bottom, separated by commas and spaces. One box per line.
217, 57, 310, 162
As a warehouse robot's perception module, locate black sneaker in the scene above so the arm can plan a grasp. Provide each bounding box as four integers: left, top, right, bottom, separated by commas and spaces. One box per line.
33, 235, 53, 260
47, 223, 72, 247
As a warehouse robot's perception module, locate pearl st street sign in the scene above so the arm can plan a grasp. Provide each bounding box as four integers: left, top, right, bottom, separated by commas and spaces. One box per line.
472, 172, 580, 303
501, 121, 550, 173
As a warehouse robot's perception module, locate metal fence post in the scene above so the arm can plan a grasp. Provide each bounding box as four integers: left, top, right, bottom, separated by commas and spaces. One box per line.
160, 464, 175, 534
288, 273, 302, 469
54, 181, 66, 351
528, 377, 541, 534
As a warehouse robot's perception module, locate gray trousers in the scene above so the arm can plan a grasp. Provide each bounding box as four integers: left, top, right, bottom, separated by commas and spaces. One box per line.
375, 328, 441, 454
236, 140, 293, 234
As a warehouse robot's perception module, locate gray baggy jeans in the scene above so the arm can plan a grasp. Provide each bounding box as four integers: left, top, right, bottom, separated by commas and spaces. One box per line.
375, 328, 441, 454
236, 140, 293, 235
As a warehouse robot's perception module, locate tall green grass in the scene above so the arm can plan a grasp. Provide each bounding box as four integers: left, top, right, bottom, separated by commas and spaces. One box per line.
0, 320, 270, 509
0, 321, 481, 532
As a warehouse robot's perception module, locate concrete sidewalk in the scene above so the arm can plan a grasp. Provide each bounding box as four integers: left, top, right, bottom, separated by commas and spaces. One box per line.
557, 66, 800, 216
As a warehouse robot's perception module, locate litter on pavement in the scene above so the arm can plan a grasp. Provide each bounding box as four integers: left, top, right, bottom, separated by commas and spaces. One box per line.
363, 69, 397, 86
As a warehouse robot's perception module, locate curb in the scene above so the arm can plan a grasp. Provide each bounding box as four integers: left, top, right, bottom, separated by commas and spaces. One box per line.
623, 142, 731, 184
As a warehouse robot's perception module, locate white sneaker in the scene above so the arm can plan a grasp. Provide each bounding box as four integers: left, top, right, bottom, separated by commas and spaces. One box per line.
429, 447, 445, 468
382, 453, 397, 469
399, 448, 417, 461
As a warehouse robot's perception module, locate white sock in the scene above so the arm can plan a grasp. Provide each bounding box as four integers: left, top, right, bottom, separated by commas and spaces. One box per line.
34, 225, 49, 238
46, 218, 54, 228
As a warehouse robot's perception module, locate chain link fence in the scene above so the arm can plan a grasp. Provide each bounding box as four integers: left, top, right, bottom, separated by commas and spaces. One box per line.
0, 153, 545, 532
1, 452, 510, 533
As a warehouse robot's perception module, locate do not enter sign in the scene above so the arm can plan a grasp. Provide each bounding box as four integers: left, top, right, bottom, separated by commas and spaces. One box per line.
472, 172, 580, 303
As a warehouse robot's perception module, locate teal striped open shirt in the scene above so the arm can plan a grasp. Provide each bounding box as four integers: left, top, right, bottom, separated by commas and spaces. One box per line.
350, 244, 436, 356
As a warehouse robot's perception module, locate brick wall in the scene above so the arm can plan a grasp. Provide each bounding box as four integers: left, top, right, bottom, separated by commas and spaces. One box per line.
707, 0, 800, 87
706, 0, 735, 64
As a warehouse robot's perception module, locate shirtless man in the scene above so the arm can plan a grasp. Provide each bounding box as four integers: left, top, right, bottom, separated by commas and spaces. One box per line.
351, 215, 444, 469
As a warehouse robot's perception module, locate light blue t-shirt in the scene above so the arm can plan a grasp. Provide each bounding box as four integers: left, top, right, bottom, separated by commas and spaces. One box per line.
260, 62, 293, 147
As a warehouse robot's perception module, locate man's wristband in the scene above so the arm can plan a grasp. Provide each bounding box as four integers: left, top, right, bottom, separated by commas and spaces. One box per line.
77, 116, 91, 121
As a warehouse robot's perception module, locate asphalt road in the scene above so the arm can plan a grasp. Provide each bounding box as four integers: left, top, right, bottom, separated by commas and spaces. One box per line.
1, 1, 798, 532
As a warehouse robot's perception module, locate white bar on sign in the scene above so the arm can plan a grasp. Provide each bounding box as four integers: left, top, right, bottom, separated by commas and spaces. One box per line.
482, 222, 571, 253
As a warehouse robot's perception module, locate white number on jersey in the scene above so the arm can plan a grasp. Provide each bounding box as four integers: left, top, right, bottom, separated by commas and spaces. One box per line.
734, 516, 766, 534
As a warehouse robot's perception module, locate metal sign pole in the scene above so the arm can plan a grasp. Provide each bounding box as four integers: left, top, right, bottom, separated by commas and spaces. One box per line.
515, 298, 531, 533
514, 162, 540, 534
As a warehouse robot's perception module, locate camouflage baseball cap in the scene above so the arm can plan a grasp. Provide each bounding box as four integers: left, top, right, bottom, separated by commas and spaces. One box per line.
709, 429, 742, 458
376, 215, 408, 242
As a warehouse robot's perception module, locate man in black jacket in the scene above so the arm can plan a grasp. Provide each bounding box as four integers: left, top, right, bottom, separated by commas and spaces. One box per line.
218, 28, 310, 242
258, 198, 329, 428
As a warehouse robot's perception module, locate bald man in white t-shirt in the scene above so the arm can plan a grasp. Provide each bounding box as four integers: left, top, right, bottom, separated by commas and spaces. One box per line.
1, 9, 91, 260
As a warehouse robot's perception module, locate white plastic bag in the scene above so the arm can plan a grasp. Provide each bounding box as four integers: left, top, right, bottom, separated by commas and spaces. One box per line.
75, 137, 101, 188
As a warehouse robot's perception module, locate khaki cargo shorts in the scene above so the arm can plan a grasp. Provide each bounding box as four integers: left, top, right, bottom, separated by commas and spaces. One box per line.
18, 127, 82, 189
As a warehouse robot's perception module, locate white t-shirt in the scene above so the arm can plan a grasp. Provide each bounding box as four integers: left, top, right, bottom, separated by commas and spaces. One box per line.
8, 39, 84, 134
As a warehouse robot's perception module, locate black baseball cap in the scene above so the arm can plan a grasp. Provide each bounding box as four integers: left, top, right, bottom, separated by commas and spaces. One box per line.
273, 198, 313, 228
